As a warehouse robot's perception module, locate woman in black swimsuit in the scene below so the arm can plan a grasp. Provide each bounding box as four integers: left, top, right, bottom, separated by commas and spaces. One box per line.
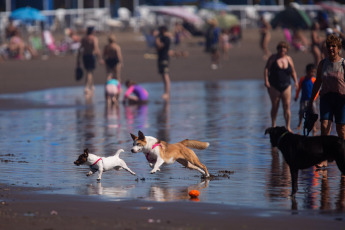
103, 35, 123, 81
264, 41, 298, 132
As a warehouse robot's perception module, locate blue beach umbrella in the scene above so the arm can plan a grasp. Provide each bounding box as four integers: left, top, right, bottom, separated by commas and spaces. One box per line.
201, 1, 228, 11
10, 7, 46, 22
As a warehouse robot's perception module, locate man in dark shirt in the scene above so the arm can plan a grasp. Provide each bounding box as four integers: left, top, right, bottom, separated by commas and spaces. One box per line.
155, 26, 171, 101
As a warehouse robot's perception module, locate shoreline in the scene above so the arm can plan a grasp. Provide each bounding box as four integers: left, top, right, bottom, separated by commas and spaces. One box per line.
0, 184, 344, 230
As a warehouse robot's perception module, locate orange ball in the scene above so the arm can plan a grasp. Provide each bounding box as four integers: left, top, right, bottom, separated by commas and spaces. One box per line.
189, 190, 200, 198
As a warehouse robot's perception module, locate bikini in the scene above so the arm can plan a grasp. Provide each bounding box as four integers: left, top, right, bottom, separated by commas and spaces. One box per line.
269, 60, 292, 93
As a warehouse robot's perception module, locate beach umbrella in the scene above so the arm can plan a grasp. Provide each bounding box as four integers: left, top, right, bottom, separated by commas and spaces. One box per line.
201, 1, 228, 11
270, 6, 312, 29
10, 7, 46, 22
319, 1, 345, 13
215, 13, 239, 29
151, 7, 203, 25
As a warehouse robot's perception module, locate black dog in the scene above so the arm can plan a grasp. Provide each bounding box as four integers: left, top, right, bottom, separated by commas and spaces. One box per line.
265, 126, 345, 197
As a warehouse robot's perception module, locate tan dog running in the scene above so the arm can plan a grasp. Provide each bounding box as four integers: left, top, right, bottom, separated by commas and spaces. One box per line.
130, 131, 210, 177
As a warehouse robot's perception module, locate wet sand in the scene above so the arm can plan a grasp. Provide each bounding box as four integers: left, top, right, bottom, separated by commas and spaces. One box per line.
1, 29, 344, 229
1, 184, 344, 230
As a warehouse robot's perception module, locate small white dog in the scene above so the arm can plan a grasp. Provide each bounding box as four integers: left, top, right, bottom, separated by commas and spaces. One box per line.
74, 148, 136, 181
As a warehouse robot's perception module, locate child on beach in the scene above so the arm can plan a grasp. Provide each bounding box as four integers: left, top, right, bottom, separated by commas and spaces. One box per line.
122, 80, 148, 104
105, 77, 121, 106
294, 63, 318, 133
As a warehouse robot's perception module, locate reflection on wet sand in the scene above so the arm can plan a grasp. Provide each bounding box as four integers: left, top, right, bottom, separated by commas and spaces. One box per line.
1, 80, 344, 212
83, 182, 136, 197
124, 103, 148, 131
267, 147, 345, 210
148, 180, 209, 202
76, 94, 97, 152
156, 101, 170, 142
266, 147, 291, 199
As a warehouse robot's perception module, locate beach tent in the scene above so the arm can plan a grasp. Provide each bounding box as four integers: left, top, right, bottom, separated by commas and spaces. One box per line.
151, 7, 203, 25
10, 7, 46, 22
319, 1, 345, 13
270, 5, 312, 29
215, 13, 239, 29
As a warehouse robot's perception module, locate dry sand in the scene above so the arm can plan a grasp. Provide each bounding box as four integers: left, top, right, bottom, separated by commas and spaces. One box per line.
1, 29, 344, 229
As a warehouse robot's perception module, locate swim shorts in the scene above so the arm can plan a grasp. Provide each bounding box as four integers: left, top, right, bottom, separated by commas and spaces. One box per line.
82, 54, 96, 71
320, 92, 345, 124
105, 84, 119, 97
158, 59, 169, 74
105, 57, 119, 69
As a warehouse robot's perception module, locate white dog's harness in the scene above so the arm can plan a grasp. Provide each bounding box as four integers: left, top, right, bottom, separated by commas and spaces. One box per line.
90, 158, 102, 169
146, 143, 161, 163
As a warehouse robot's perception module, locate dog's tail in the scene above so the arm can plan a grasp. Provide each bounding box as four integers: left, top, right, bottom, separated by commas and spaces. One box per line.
114, 149, 124, 157
179, 139, 210, 150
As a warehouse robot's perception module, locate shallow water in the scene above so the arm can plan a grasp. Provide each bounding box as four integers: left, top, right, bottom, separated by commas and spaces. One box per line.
0, 80, 344, 212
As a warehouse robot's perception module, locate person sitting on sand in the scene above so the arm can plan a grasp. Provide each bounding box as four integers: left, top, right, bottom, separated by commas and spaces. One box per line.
8, 30, 37, 60
122, 80, 148, 104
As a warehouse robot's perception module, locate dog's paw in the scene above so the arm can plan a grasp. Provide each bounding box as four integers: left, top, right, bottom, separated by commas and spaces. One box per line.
150, 168, 160, 174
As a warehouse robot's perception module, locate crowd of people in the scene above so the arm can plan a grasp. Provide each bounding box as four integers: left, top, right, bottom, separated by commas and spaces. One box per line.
0, 20, 81, 61
3, 11, 345, 148
263, 16, 345, 170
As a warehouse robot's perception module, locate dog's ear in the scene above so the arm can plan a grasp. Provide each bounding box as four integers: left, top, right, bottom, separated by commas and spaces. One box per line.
138, 130, 145, 140
84, 148, 89, 156
264, 128, 272, 135
130, 133, 138, 141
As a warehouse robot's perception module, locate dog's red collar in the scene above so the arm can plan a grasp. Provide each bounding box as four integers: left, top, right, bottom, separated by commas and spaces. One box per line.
91, 158, 102, 167
145, 143, 161, 163
152, 143, 162, 149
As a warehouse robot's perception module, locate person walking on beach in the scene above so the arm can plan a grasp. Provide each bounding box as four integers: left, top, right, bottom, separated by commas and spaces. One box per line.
295, 63, 318, 133
77, 26, 103, 95
259, 15, 271, 60
205, 18, 221, 70
308, 34, 345, 168
310, 22, 323, 66
264, 41, 298, 132
154, 26, 171, 101
103, 34, 123, 81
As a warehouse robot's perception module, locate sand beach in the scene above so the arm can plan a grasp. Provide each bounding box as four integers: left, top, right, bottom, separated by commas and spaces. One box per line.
0, 28, 344, 229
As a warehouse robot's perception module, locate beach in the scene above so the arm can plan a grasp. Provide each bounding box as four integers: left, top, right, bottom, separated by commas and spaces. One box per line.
0, 28, 314, 94
1, 28, 344, 230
